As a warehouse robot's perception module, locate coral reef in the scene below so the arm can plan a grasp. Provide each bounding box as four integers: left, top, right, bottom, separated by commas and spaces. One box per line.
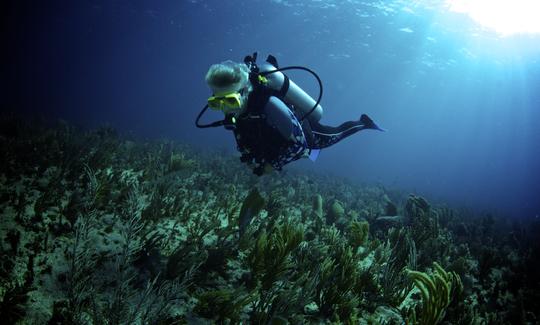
0, 117, 539, 324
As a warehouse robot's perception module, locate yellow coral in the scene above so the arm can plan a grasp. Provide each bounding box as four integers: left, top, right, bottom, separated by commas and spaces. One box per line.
406, 262, 463, 325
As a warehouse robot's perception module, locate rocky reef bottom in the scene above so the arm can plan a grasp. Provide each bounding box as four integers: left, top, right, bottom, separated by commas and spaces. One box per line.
1, 117, 539, 324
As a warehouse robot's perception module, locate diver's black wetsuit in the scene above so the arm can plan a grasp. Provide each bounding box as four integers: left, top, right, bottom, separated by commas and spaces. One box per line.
302, 114, 375, 149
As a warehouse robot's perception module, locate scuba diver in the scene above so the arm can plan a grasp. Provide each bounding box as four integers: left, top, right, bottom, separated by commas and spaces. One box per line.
196, 52, 384, 176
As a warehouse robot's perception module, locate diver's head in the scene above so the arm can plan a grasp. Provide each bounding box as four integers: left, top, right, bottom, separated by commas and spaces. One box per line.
205, 60, 251, 114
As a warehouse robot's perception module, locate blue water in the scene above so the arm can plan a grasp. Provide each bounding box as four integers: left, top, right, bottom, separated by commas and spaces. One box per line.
4, 0, 540, 218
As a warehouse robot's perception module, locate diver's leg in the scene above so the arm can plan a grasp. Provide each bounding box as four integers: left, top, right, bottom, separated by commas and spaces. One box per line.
309, 114, 382, 149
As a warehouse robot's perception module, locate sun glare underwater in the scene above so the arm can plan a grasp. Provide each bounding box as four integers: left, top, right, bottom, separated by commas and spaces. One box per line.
447, 0, 540, 36
2, 0, 540, 324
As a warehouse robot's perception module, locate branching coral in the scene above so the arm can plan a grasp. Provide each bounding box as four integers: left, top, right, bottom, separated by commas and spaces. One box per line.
63, 211, 98, 323
327, 200, 346, 228
349, 220, 370, 249
315, 243, 360, 321
168, 151, 196, 173
194, 288, 253, 323
3, 120, 539, 324
312, 194, 323, 219
0, 232, 35, 324
405, 262, 463, 325
245, 222, 305, 322
379, 228, 416, 308
406, 195, 439, 248
247, 222, 304, 291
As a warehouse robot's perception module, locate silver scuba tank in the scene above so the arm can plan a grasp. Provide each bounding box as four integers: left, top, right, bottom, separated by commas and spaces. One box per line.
258, 62, 323, 123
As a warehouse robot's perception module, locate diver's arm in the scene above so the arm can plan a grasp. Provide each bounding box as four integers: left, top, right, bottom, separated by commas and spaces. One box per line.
259, 62, 323, 123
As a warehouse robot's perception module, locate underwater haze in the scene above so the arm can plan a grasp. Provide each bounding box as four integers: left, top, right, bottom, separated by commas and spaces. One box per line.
3, 0, 540, 217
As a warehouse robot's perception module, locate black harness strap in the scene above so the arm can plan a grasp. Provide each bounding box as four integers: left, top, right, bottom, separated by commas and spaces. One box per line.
277, 75, 290, 99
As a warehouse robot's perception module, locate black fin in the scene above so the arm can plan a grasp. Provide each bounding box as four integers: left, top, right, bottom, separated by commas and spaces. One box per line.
360, 114, 385, 131
360, 114, 373, 125
266, 54, 279, 68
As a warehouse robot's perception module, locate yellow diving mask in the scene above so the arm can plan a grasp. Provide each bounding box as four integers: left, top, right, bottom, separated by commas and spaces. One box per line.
207, 91, 243, 111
